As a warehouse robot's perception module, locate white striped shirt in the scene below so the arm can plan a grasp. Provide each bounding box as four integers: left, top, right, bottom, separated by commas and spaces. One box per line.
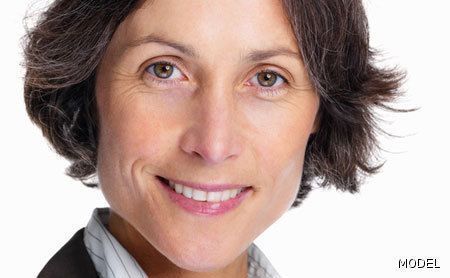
84, 207, 281, 278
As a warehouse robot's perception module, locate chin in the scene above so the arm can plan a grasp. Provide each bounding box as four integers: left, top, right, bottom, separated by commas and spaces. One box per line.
170, 254, 234, 273
161, 240, 242, 273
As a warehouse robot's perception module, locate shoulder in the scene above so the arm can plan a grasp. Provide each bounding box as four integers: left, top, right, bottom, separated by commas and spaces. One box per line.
38, 228, 99, 278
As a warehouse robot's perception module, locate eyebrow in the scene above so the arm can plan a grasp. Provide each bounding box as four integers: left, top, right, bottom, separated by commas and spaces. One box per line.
126, 33, 302, 63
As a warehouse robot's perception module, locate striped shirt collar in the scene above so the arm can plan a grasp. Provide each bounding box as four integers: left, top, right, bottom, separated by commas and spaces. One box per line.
83, 207, 281, 278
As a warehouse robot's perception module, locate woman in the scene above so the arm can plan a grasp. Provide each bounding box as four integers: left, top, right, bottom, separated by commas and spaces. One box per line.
23, 0, 404, 277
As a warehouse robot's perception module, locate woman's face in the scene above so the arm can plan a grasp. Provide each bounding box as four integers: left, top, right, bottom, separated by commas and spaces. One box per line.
96, 0, 319, 272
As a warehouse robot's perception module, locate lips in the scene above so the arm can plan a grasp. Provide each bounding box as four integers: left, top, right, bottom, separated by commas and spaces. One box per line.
158, 176, 249, 202
156, 175, 253, 216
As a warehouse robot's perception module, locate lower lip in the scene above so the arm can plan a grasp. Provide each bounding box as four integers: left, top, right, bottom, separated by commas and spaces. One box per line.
156, 177, 253, 216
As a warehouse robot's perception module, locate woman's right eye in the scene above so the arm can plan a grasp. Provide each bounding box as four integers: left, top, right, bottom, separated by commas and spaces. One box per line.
145, 61, 185, 84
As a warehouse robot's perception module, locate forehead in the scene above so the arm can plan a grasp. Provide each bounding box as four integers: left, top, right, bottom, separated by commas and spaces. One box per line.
114, 0, 299, 59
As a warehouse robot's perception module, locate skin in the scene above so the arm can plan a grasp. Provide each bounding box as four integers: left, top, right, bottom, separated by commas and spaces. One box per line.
95, 0, 320, 277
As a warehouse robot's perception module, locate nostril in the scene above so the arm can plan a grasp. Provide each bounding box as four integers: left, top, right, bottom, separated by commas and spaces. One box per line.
194, 151, 203, 159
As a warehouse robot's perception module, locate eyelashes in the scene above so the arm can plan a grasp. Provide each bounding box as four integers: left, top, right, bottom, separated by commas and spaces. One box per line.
143, 60, 290, 97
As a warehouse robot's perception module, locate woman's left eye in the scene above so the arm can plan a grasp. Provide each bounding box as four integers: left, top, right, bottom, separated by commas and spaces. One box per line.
249, 70, 288, 89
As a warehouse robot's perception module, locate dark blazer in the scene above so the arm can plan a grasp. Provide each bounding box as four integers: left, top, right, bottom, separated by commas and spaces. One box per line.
38, 228, 99, 278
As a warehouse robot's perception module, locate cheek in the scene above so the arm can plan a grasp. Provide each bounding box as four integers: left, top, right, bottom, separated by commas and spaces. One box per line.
268, 153, 305, 211
95, 89, 177, 211
250, 100, 316, 219
257, 136, 307, 219
98, 89, 178, 164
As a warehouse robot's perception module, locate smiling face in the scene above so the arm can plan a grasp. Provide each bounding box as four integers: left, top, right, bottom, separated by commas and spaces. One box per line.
95, 0, 319, 274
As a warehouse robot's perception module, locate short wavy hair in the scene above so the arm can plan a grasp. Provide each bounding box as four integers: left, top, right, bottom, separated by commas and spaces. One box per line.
22, 0, 406, 207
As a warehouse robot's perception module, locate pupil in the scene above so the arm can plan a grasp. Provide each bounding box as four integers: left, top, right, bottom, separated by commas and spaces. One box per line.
258, 72, 276, 87
155, 63, 173, 78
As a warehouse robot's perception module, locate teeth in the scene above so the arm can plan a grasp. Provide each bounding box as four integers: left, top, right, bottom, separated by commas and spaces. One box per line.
230, 189, 238, 198
192, 189, 207, 201
167, 180, 245, 202
220, 190, 231, 201
175, 183, 183, 194
182, 186, 193, 198
207, 191, 222, 202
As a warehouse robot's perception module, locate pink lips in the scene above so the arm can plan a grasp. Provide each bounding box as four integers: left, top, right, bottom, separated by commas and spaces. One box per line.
156, 176, 253, 216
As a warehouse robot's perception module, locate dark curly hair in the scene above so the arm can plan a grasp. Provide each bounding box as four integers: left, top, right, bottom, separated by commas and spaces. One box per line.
22, 0, 407, 207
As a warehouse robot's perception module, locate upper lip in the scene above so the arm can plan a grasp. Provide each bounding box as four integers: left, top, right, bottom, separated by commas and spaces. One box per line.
157, 176, 251, 192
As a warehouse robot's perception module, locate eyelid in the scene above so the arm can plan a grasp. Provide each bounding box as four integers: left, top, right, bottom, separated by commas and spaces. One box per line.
252, 64, 291, 83
252, 69, 288, 83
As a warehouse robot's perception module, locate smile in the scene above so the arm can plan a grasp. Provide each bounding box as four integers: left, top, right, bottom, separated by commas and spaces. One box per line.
156, 176, 253, 216
169, 180, 245, 202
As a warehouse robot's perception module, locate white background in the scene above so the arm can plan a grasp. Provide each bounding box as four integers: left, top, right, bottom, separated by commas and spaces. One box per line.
1, 1, 449, 277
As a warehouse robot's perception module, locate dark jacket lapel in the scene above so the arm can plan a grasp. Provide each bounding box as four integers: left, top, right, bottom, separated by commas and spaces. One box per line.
38, 228, 99, 278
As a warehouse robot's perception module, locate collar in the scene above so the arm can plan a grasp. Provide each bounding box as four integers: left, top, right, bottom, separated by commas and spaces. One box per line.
83, 207, 281, 278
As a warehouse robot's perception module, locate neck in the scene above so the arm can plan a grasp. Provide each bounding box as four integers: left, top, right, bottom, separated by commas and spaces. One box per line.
107, 210, 248, 278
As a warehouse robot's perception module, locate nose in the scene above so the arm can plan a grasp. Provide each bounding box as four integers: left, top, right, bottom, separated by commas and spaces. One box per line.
179, 85, 243, 165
